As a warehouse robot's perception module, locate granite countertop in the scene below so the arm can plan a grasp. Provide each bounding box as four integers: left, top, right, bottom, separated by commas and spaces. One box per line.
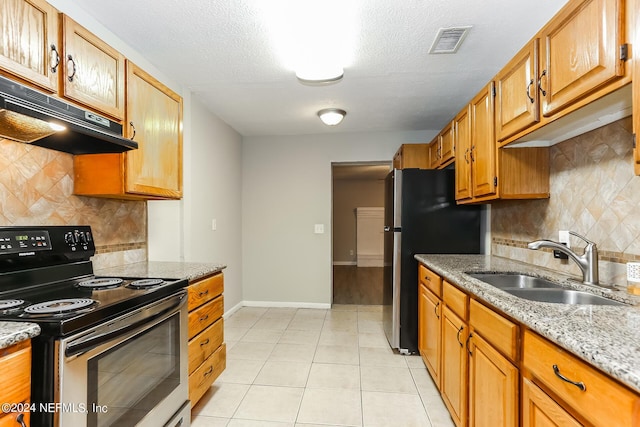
95, 261, 226, 282
0, 322, 40, 350
414, 254, 640, 394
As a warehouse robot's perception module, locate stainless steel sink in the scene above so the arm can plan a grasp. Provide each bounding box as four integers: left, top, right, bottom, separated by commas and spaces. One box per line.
504, 289, 626, 306
467, 273, 562, 289
467, 272, 627, 306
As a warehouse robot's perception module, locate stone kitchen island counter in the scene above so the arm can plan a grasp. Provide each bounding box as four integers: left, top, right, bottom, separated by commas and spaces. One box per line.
0, 322, 40, 350
95, 261, 226, 282
415, 254, 640, 394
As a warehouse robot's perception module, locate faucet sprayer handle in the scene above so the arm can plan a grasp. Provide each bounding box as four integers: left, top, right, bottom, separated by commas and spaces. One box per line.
568, 231, 595, 246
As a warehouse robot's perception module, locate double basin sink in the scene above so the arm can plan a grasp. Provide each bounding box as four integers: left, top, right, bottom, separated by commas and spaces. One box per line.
467, 273, 626, 306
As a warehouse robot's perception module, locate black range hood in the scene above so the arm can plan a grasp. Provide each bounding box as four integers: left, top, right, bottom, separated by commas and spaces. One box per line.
0, 75, 137, 154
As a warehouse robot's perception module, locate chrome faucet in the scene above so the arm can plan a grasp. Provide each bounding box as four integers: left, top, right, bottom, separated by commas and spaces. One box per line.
527, 231, 601, 287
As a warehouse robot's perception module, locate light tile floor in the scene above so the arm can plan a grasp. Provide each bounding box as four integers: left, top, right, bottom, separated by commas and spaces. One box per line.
192, 305, 455, 427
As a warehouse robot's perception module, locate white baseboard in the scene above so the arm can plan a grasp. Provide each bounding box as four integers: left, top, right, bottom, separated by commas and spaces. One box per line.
333, 261, 356, 266
223, 300, 244, 319
242, 300, 332, 310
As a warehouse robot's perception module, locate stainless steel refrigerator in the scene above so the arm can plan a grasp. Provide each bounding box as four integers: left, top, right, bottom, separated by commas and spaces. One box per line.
383, 168, 482, 354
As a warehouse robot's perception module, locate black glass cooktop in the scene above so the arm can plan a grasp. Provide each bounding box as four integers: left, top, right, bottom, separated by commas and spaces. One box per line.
0, 275, 187, 336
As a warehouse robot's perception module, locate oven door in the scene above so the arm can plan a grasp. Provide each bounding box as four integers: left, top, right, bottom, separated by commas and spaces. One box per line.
55, 291, 189, 427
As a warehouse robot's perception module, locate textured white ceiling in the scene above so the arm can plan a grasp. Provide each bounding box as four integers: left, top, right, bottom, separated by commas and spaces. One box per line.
73, 0, 567, 136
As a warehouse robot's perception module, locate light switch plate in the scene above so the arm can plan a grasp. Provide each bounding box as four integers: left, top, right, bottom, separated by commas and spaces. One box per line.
314, 224, 324, 234
558, 230, 570, 248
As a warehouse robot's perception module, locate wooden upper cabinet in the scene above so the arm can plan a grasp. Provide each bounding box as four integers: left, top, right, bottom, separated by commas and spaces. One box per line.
428, 138, 440, 169
0, 0, 59, 92
439, 121, 455, 167
539, 0, 625, 117
469, 82, 498, 200
454, 105, 472, 201
74, 61, 183, 199
393, 144, 429, 169
125, 61, 182, 198
495, 39, 540, 143
60, 15, 125, 120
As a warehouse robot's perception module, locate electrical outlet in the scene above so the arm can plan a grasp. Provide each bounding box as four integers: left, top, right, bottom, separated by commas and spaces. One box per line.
314, 224, 324, 234
211, 219, 217, 231
349, 250, 354, 256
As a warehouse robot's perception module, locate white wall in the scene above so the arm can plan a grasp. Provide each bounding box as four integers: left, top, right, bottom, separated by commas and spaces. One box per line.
242, 131, 436, 306
182, 96, 243, 310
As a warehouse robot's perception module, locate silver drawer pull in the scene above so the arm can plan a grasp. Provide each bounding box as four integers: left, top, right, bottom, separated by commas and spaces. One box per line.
553, 364, 586, 391
200, 338, 210, 346
200, 314, 209, 322
199, 290, 209, 297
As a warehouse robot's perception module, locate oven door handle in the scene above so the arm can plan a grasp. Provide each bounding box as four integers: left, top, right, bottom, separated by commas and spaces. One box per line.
65, 292, 186, 358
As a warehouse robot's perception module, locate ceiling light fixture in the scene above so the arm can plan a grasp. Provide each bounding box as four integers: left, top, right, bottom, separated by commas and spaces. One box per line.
296, 69, 344, 86
318, 108, 346, 126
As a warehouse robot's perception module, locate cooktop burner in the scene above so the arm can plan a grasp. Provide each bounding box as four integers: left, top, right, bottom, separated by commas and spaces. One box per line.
126, 278, 164, 289
0, 226, 189, 336
77, 277, 124, 289
24, 298, 97, 315
0, 299, 25, 311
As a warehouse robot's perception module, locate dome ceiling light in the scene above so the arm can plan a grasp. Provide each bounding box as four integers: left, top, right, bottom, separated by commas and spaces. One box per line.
318, 108, 346, 126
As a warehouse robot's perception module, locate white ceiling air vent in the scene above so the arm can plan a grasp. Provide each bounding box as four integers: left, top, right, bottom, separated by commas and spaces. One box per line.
429, 26, 472, 54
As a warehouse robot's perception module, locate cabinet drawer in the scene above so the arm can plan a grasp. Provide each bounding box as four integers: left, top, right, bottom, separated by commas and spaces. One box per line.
469, 300, 518, 361
443, 281, 467, 319
188, 295, 223, 339
0, 341, 31, 407
188, 318, 224, 375
188, 273, 224, 311
523, 331, 640, 427
189, 343, 226, 406
0, 407, 30, 427
419, 265, 442, 296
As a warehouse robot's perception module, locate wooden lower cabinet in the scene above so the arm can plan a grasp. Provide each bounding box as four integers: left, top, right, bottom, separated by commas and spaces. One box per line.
418, 283, 441, 388
523, 331, 640, 427
418, 263, 640, 427
441, 305, 468, 427
187, 273, 225, 407
468, 332, 518, 427
522, 378, 581, 427
0, 340, 31, 427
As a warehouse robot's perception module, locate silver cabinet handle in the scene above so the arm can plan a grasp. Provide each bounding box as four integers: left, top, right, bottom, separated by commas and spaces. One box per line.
67, 55, 77, 82
553, 364, 586, 391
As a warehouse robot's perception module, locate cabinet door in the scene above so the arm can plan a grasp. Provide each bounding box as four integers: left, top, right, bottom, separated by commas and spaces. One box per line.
455, 105, 473, 201
428, 139, 440, 169
540, 0, 624, 117
441, 306, 468, 427
470, 82, 498, 199
419, 284, 441, 389
61, 15, 125, 119
125, 61, 183, 198
440, 121, 455, 166
468, 332, 518, 427
495, 40, 540, 143
0, 0, 59, 91
522, 378, 581, 427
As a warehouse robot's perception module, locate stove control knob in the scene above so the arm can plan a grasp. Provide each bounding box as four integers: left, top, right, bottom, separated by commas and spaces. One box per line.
64, 231, 76, 245
78, 232, 88, 244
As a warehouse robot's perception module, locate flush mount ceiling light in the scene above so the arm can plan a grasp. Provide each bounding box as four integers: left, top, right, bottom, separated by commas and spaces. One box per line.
318, 108, 346, 126
257, 1, 358, 84
296, 68, 344, 86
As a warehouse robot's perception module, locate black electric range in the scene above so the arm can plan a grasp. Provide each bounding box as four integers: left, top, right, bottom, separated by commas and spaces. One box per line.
0, 226, 187, 336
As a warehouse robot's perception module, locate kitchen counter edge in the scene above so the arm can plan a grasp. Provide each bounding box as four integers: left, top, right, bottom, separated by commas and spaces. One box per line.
0, 322, 40, 350
415, 254, 640, 394
95, 261, 226, 282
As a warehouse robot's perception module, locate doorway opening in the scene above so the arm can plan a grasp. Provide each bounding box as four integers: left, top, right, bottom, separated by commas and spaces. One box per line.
331, 161, 391, 305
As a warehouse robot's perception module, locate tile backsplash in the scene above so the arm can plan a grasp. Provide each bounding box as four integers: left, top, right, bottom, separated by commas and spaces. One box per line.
0, 139, 147, 268
492, 117, 639, 285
